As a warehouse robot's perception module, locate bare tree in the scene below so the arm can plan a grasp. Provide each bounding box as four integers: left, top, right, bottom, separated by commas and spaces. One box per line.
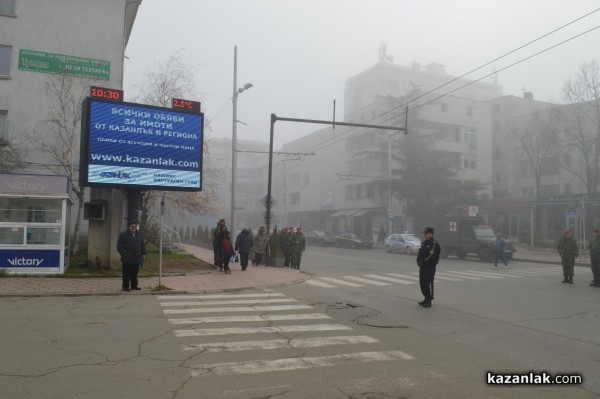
509, 106, 566, 199
562, 60, 600, 195
132, 51, 218, 224
0, 136, 26, 173
26, 74, 87, 256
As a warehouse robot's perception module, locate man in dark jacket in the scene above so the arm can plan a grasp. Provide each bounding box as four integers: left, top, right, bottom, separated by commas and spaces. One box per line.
117, 220, 146, 292
416, 226, 441, 308
235, 228, 254, 271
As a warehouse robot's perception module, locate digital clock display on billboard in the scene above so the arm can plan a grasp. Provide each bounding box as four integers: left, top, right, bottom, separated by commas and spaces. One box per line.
80, 98, 204, 191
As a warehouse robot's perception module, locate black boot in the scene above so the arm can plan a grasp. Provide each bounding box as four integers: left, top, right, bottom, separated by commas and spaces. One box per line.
568, 276, 574, 284
561, 276, 568, 283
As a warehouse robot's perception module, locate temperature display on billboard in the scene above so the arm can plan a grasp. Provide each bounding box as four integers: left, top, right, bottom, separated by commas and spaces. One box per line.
80, 98, 204, 191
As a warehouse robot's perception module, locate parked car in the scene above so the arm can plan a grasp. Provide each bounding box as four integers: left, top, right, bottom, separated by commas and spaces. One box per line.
306, 230, 337, 246
384, 233, 421, 255
334, 231, 373, 249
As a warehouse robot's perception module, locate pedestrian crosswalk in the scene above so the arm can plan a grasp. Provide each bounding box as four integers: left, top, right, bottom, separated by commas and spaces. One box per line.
158, 291, 414, 378
304, 266, 565, 288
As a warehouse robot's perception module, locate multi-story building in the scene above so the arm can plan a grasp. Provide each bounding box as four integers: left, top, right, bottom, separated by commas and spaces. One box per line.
0, 0, 142, 269
275, 59, 503, 240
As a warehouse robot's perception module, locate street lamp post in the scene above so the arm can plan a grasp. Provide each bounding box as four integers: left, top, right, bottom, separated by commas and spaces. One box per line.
231, 45, 253, 236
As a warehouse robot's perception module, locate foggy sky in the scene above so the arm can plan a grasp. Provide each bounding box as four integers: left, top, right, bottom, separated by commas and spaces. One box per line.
125, 0, 600, 149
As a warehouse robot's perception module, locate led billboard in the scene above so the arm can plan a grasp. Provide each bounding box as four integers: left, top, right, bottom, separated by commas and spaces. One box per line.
80, 98, 204, 191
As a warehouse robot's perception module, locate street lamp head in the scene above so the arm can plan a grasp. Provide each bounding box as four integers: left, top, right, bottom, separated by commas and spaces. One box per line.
237, 83, 254, 94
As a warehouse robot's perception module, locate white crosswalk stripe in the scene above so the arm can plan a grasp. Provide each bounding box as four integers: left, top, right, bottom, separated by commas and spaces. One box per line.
305, 279, 336, 287
189, 351, 414, 376
407, 272, 461, 281
343, 276, 392, 286
319, 276, 363, 287
363, 274, 415, 284
174, 323, 354, 337
465, 270, 520, 278
436, 271, 482, 280
183, 335, 379, 352
160, 292, 415, 378
164, 304, 313, 314
302, 266, 568, 289
386, 273, 420, 281
168, 313, 330, 325
159, 298, 298, 307
443, 270, 503, 279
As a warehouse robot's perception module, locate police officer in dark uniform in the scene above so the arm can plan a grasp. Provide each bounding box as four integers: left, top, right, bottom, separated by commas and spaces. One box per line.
416, 226, 441, 308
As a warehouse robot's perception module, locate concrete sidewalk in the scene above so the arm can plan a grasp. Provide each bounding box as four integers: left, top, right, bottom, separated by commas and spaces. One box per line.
0, 244, 310, 297
0, 243, 590, 297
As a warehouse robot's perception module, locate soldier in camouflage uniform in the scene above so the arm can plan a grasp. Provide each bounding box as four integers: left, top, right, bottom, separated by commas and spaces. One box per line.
290, 226, 306, 270
281, 227, 291, 267
588, 228, 600, 287
557, 229, 578, 284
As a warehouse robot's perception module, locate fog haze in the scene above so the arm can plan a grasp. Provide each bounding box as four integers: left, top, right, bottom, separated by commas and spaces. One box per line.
125, 1, 600, 148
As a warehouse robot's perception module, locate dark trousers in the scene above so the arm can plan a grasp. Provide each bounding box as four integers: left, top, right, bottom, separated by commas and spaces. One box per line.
419, 265, 436, 301
122, 262, 140, 289
493, 249, 507, 266
240, 253, 249, 270
254, 252, 264, 265
221, 257, 230, 272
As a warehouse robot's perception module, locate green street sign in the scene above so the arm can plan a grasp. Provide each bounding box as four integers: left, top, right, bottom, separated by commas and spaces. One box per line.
18, 49, 110, 81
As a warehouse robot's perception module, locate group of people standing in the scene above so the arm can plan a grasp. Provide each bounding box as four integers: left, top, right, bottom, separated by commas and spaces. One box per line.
557, 228, 600, 287
279, 226, 305, 270
210, 219, 273, 273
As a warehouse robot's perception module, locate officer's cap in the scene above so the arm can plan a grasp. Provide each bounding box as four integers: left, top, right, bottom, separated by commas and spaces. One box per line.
128, 220, 138, 226
422, 227, 434, 234
564, 229, 572, 235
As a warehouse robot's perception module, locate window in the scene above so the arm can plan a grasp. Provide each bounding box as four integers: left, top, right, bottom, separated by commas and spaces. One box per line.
289, 173, 300, 186
290, 192, 300, 205
0, 45, 12, 76
461, 126, 477, 148
0, 0, 15, 15
540, 184, 560, 196
521, 187, 534, 198
564, 183, 572, 195
440, 103, 448, 112
461, 154, 476, 170
302, 171, 310, 186
0, 111, 6, 140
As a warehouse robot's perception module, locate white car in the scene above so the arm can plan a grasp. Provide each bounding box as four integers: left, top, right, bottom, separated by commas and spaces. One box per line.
384, 233, 421, 255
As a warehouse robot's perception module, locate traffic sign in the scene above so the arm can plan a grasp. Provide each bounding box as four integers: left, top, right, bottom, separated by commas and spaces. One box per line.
260, 195, 277, 208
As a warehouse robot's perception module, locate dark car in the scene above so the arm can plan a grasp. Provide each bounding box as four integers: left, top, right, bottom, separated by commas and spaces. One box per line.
306, 230, 337, 246
334, 231, 373, 249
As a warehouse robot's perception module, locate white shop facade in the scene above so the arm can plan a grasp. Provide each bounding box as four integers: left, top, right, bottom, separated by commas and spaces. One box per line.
0, 174, 71, 275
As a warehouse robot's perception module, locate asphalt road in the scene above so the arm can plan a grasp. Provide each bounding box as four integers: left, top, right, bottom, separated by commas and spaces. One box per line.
0, 245, 598, 398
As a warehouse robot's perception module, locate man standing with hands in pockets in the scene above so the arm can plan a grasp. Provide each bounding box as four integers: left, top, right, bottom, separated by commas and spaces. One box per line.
117, 220, 146, 292
417, 226, 441, 308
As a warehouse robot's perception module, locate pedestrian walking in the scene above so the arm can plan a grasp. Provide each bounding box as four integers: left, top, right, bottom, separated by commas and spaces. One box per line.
116, 220, 146, 292
252, 226, 267, 266
220, 231, 234, 274
212, 219, 227, 271
588, 228, 600, 287
493, 233, 508, 268
290, 226, 306, 270
235, 228, 254, 271
416, 226, 441, 308
557, 229, 578, 284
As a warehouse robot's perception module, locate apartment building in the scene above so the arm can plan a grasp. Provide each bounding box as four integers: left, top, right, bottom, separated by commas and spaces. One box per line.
274, 60, 503, 239
0, 0, 141, 270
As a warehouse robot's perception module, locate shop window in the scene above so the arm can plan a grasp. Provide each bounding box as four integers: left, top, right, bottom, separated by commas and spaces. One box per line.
0, 226, 23, 244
